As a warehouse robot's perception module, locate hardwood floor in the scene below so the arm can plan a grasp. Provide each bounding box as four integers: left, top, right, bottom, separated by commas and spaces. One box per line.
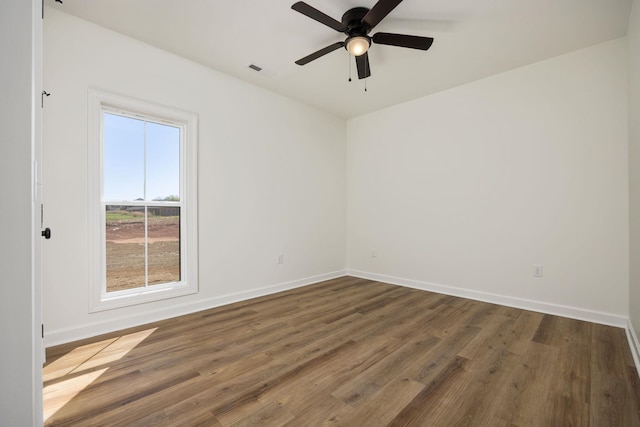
44, 277, 640, 426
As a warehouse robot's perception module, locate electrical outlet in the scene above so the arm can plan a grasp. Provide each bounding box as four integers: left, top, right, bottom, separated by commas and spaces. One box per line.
371, 249, 377, 258
277, 254, 284, 265
533, 264, 543, 278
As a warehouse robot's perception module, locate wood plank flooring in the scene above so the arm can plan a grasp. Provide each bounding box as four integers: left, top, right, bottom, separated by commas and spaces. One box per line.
44, 277, 640, 426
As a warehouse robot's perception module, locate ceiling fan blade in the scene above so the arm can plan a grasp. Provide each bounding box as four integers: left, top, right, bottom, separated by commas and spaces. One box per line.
355, 52, 371, 79
362, 0, 403, 30
372, 32, 434, 50
291, 2, 347, 33
295, 42, 345, 65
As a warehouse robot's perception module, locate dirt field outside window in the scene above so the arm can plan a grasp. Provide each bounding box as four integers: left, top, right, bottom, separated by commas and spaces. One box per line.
105, 211, 180, 292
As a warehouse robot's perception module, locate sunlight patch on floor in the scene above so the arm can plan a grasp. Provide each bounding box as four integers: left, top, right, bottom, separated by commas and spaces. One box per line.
43, 368, 108, 422
43, 338, 117, 383
43, 328, 158, 422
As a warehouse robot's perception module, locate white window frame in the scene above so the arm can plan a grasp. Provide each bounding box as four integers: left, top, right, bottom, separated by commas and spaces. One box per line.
88, 89, 198, 312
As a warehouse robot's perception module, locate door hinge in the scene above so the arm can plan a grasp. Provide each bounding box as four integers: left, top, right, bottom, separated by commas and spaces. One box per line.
41, 324, 44, 339
43, 0, 64, 19
41, 91, 50, 108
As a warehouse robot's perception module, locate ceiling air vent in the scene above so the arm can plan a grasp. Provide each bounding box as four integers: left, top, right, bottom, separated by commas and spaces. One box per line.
248, 64, 262, 72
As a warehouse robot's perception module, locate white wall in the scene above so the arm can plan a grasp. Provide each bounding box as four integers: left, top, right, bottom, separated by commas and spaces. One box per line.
0, 0, 42, 425
629, 0, 640, 350
43, 8, 346, 345
347, 39, 629, 323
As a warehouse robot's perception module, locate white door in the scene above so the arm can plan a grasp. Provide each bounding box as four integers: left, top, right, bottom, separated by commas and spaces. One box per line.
34, 0, 45, 423
35, 66, 45, 362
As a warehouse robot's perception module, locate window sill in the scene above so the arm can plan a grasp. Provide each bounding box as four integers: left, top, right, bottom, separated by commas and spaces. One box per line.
89, 282, 197, 313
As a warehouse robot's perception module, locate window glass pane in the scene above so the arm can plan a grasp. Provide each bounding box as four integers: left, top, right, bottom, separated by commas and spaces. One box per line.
103, 113, 145, 201
147, 206, 180, 286
106, 206, 146, 292
146, 122, 180, 202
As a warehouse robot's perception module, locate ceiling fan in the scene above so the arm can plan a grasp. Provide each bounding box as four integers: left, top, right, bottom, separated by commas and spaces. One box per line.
291, 0, 434, 80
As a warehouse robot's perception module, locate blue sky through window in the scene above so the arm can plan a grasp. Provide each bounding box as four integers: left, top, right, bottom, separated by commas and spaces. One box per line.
103, 113, 180, 202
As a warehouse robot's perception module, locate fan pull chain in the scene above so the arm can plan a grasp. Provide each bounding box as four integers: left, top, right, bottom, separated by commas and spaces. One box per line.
348, 53, 352, 82
364, 58, 369, 92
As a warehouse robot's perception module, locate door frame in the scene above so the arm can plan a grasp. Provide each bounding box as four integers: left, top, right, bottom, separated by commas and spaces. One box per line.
32, 0, 44, 423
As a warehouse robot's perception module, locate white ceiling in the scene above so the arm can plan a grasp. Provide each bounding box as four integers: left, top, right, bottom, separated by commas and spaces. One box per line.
50, 0, 633, 118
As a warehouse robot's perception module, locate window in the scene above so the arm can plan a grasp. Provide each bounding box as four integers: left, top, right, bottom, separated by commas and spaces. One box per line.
88, 90, 198, 311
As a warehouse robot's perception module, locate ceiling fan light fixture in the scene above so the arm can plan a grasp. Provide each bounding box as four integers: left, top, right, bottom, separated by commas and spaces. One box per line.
346, 36, 370, 56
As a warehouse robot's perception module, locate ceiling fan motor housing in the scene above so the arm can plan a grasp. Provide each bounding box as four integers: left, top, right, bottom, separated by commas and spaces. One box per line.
342, 7, 371, 35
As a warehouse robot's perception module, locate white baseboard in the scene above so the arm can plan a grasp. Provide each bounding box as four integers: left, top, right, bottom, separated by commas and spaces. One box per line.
346, 270, 628, 328
44, 270, 347, 348
626, 319, 640, 378
46, 268, 634, 358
